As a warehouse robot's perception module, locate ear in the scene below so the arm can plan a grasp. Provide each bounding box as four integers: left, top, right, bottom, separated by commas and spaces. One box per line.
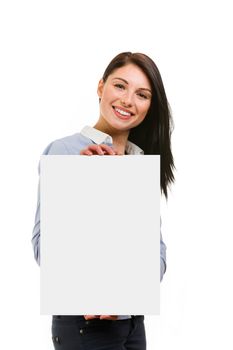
97, 79, 104, 98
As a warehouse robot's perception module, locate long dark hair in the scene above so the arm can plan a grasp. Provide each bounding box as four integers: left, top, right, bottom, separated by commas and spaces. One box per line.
102, 52, 175, 198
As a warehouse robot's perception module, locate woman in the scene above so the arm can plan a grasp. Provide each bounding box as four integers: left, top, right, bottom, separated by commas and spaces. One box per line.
32, 52, 174, 350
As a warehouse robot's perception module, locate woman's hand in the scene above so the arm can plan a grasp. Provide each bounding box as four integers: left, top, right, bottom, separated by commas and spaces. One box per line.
80, 144, 120, 156
99, 315, 118, 320
84, 315, 118, 321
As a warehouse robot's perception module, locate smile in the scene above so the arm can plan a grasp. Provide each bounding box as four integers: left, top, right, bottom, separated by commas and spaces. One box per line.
112, 106, 134, 120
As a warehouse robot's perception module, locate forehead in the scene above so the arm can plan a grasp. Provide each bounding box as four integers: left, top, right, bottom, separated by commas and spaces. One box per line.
108, 63, 151, 89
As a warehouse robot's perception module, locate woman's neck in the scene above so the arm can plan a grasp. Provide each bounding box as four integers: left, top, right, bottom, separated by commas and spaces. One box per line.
93, 120, 129, 155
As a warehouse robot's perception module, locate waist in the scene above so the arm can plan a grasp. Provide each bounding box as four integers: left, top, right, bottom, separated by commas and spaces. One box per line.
53, 315, 144, 322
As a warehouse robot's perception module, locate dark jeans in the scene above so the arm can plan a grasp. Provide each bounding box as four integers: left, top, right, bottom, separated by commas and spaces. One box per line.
52, 315, 146, 350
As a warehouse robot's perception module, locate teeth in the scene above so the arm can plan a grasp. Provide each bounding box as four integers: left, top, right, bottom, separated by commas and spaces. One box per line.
115, 108, 131, 116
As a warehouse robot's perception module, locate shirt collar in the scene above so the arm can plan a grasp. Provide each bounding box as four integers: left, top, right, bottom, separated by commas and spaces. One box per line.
80, 125, 144, 155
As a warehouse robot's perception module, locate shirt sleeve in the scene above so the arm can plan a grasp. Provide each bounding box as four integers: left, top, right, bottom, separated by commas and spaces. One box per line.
31, 140, 70, 265
160, 219, 167, 282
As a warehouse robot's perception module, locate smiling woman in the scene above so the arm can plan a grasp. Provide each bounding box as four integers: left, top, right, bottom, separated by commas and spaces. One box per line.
31, 51, 175, 350
96, 64, 152, 129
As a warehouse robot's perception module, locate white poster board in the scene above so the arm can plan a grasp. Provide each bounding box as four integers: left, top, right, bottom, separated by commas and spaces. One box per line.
40, 155, 160, 315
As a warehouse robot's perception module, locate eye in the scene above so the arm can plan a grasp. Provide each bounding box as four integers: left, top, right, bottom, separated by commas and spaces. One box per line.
114, 83, 125, 90
137, 92, 149, 100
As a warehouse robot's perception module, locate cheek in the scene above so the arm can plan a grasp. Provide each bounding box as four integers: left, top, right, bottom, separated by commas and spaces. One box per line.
101, 91, 115, 107
140, 103, 150, 118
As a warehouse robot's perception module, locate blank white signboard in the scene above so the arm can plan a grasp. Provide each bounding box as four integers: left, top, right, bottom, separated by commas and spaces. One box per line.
40, 155, 160, 315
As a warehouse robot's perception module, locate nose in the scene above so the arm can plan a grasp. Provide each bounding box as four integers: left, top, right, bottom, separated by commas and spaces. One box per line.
121, 91, 134, 107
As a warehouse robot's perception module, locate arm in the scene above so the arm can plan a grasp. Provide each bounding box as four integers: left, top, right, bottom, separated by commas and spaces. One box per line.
160, 219, 167, 281
31, 182, 41, 265
31, 140, 70, 265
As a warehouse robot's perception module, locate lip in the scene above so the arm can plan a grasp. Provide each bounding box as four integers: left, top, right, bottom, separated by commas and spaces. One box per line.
112, 106, 134, 120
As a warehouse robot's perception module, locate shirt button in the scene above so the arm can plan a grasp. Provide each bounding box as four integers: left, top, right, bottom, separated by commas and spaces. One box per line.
85, 321, 89, 325
80, 329, 83, 334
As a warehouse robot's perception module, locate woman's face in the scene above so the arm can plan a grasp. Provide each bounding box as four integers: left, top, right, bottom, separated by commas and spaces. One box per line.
97, 63, 152, 131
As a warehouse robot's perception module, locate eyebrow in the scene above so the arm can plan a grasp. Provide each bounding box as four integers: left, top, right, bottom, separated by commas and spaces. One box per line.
113, 77, 152, 94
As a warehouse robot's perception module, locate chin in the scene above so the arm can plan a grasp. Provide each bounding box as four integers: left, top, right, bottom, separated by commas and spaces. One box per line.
113, 122, 132, 131
104, 118, 129, 130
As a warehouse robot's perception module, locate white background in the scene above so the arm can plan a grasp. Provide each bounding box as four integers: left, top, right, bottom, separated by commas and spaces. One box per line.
0, 0, 233, 349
